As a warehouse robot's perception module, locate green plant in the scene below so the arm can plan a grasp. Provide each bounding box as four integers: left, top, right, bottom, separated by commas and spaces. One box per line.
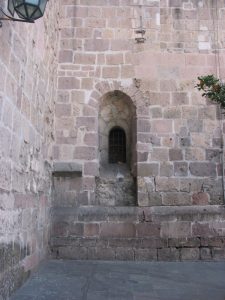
195, 74, 225, 109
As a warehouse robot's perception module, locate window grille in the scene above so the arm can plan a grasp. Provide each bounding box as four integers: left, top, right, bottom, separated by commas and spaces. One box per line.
109, 127, 126, 163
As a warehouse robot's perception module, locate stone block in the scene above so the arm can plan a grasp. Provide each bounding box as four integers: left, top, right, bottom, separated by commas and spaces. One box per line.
138, 192, 150, 207
156, 177, 179, 192
102, 66, 120, 78
172, 92, 189, 105
138, 163, 159, 177
151, 148, 169, 161
106, 53, 123, 65
55, 104, 72, 117
137, 152, 148, 162
192, 192, 210, 205
84, 133, 98, 147
180, 137, 191, 148
187, 119, 203, 132
141, 238, 168, 249
100, 223, 136, 238
168, 237, 200, 248
212, 248, 225, 260
136, 223, 161, 237
174, 162, 188, 176
189, 162, 216, 177
74, 146, 97, 160
157, 248, 180, 261
107, 207, 138, 222
84, 223, 100, 237
0, 127, 11, 159
0, 160, 11, 191
150, 107, 162, 118
58, 246, 88, 260
200, 248, 212, 260
58, 50, 73, 63
206, 149, 221, 163
69, 223, 84, 237
151, 120, 173, 134
137, 119, 151, 133
74, 53, 96, 65
115, 248, 134, 260
83, 162, 99, 176
78, 207, 108, 222
182, 107, 197, 119
163, 107, 181, 119
82, 177, 96, 191
76, 116, 97, 132
135, 249, 157, 261
88, 247, 115, 260
137, 133, 160, 145
148, 193, 163, 206
185, 148, 205, 161
53, 161, 82, 175
192, 222, 215, 237
84, 38, 109, 51
180, 248, 199, 261
58, 77, 80, 90
169, 148, 183, 161
201, 237, 225, 248
160, 162, 173, 177
161, 221, 192, 238
121, 65, 135, 78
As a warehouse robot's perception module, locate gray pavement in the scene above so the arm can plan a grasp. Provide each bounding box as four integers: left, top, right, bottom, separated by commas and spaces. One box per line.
10, 260, 225, 300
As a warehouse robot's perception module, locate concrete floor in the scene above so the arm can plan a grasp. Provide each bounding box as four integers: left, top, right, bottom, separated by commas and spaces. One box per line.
10, 260, 225, 300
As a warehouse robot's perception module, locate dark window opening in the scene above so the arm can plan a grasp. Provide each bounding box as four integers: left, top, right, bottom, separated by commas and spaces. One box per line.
109, 127, 126, 163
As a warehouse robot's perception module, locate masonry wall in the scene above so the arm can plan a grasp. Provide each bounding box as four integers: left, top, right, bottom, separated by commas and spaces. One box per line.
0, 1, 59, 298
54, 0, 225, 207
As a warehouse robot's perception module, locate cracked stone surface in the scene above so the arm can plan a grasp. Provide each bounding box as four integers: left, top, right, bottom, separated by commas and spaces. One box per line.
10, 260, 225, 300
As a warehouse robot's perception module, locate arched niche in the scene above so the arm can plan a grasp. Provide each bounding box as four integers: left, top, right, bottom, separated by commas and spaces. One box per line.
98, 90, 136, 174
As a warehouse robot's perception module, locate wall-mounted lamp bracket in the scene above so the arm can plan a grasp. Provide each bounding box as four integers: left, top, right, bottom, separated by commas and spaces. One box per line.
0, 7, 34, 27
134, 16, 146, 44
0, 0, 48, 27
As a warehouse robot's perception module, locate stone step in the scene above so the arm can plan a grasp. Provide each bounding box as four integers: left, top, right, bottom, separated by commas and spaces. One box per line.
50, 236, 225, 261
50, 205, 225, 261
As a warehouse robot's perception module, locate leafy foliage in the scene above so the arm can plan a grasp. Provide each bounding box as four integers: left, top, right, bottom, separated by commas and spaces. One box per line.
195, 75, 225, 109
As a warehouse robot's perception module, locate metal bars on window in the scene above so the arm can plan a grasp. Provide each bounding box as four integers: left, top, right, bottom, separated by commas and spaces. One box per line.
109, 127, 126, 164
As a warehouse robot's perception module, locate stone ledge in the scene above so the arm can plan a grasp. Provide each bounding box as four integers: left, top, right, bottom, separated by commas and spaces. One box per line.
52, 161, 82, 177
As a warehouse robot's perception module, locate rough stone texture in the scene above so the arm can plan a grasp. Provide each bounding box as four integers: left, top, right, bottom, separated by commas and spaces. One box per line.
0, 1, 60, 298
96, 164, 137, 206
54, 0, 225, 207
1, 0, 225, 297
51, 205, 225, 262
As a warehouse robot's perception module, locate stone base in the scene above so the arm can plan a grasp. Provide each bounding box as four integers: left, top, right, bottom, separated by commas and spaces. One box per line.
50, 205, 225, 261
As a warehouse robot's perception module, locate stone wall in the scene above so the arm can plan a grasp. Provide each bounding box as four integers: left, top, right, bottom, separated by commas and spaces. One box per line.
51, 205, 225, 261
55, 0, 225, 207
0, 1, 60, 298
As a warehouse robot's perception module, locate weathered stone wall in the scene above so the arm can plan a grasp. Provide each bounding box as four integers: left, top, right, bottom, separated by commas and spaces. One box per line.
55, 0, 225, 207
0, 1, 60, 298
51, 205, 225, 261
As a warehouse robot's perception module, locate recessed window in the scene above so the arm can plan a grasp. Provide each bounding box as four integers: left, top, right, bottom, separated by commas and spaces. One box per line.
109, 127, 126, 164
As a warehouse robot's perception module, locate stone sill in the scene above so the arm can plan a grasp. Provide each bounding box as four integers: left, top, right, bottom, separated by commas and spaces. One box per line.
52, 205, 225, 222
52, 161, 82, 177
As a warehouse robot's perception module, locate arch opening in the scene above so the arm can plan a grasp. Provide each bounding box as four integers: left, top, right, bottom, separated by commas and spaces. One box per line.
97, 90, 137, 206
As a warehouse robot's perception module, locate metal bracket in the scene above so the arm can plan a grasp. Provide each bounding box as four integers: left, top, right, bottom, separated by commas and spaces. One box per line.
134, 16, 146, 44
0, 7, 34, 25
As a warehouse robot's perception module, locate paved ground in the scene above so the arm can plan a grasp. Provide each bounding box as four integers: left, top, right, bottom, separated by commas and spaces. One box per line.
10, 260, 225, 300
